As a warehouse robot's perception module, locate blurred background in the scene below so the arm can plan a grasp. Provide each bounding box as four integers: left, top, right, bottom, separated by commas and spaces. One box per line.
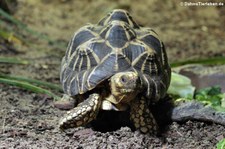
0, 0, 225, 85
0, 1, 225, 148
1, 0, 225, 58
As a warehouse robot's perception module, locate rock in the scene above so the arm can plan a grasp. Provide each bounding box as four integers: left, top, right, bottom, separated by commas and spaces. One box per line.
54, 95, 76, 110
171, 101, 225, 126
174, 64, 225, 92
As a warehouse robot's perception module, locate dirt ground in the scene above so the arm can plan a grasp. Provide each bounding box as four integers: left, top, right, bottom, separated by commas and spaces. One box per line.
0, 0, 225, 148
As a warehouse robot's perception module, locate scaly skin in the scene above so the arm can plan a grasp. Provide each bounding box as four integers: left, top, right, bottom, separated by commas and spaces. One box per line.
130, 97, 158, 134
59, 94, 101, 129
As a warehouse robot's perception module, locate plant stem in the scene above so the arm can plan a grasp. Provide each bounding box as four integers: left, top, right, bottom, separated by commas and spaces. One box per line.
0, 78, 61, 100
0, 57, 29, 64
171, 57, 225, 67
0, 74, 63, 91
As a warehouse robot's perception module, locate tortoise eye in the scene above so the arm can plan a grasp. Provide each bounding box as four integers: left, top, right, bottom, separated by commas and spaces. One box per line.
120, 75, 128, 83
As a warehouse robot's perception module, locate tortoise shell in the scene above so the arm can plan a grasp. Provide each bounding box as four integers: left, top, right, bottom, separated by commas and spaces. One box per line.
60, 9, 171, 102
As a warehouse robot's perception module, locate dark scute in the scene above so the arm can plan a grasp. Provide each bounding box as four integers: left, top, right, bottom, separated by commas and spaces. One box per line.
77, 46, 95, 71
165, 69, 171, 89
132, 52, 148, 70
122, 43, 146, 61
109, 11, 129, 24
91, 54, 131, 75
100, 24, 112, 39
68, 46, 99, 71
88, 52, 98, 68
68, 54, 77, 69
133, 52, 161, 76
127, 14, 139, 29
107, 25, 128, 48
140, 35, 161, 56
148, 77, 156, 101
139, 73, 156, 102
100, 54, 117, 72
122, 47, 132, 61
79, 56, 88, 71
61, 67, 77, 95
64, 69, 91, 96
73, 56, 82, 71
152, 76, 166, 100
68, 69, 91, 95
143, 55, 158, 75
101, 54, 131, 72
90, 42, 112, 60
87, 54, 131, 90
161, 42, 169, 67
78, 46, 93, 56
69, 30, 95, 56
124, 25, 136, 40
88, 67, 113, 89
69, 75, 79, 95
61, 66, 72, 84
98, 13, 111, 26
85, 58, 117, 93
117, 54, 132, 71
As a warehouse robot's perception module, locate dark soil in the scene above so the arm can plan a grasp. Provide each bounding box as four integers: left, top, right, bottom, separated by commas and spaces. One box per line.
0, 85, 224, 148
0, 0, 225, 148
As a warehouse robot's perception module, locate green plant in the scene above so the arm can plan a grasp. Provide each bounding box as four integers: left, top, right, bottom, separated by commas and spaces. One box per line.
168, 73, 225, 112
0, 77, 61, 100
217, 138, 225, 149
0, 75, 61, 100
195, 86, 225, 112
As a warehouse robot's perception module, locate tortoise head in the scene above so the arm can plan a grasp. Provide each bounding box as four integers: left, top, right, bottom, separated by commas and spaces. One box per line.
111, 72, 140, 94
102, 71, 142, 111
105, 71, 141, 106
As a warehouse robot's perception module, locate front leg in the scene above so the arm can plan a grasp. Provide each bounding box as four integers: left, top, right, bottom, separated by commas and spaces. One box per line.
59, 93, 101, 130
130, 97, 158, 134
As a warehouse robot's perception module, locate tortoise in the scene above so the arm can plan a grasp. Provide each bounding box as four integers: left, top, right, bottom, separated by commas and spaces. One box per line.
58, 9, 171, 134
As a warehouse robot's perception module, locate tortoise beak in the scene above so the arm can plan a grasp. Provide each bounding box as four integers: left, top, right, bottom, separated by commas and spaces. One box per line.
101, 100, 128, 111
101, 100, 119, 111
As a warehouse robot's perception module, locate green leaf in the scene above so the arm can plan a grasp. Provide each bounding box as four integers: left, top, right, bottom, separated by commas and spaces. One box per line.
0, 74, 63, 91
220, 93, 225, 108
194, 86, 225, 112
0, 57, 29, 64
171, 57, 225, 67
0, 28, 22, 44
195, 86, 222, 107
168, 73, 225, 112
0, 78, 61, 100
167, 72, 195, 98
217, 138, 225, 149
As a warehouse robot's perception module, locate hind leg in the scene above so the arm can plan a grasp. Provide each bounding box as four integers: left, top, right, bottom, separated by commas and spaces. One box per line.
130, 97, 158, 134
